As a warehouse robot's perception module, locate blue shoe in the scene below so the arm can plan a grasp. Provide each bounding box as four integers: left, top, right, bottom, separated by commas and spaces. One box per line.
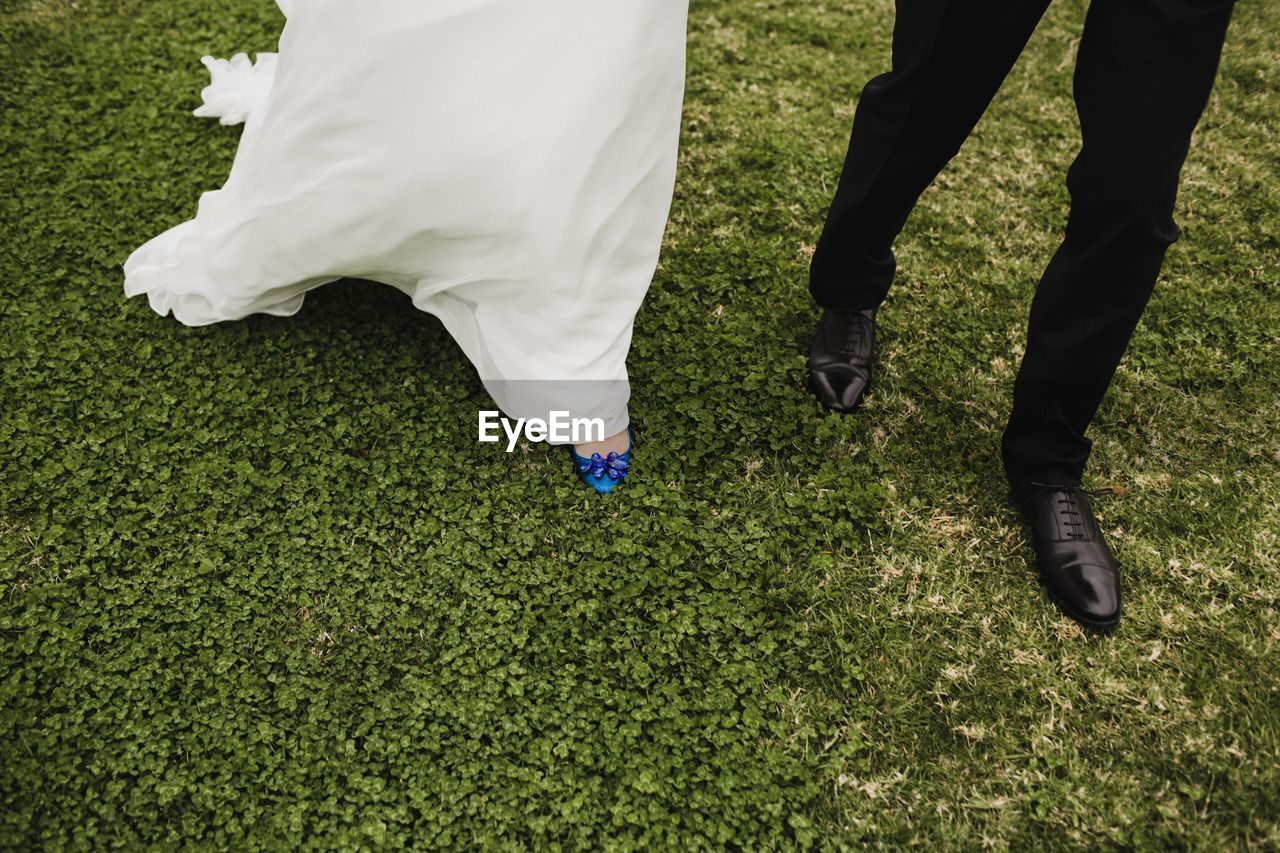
570, 428, 633, 494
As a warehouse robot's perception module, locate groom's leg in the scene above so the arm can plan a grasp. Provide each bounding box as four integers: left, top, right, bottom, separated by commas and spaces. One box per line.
1002, 0, 1236, 490
809, 0, 1051, 310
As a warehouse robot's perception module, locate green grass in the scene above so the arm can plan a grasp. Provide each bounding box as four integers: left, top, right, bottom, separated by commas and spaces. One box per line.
2, 0, 1278, 848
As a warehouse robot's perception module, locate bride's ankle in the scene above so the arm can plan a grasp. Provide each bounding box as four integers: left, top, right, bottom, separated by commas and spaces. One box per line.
573, 428, 631, 458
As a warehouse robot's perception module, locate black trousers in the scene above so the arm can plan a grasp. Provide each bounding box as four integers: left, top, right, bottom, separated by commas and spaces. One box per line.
809, 0, 1235, 489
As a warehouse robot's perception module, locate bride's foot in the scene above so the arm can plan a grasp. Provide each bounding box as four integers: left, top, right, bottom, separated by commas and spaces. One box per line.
570, 428, 633, 494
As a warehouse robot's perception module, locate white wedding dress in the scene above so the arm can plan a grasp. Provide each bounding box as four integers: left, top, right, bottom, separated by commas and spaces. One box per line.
124, 0, 688, 438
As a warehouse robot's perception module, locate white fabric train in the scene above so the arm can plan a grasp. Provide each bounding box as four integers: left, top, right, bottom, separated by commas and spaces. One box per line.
124, 0, 689, 438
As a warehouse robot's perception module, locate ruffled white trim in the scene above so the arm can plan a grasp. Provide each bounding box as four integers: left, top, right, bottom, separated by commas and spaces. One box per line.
190, 1, 292, 125
192, 52, 279, 126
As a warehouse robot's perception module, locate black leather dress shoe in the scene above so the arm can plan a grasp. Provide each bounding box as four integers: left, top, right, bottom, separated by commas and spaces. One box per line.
1019, 485, 1121, 632
807, 308, 876, 412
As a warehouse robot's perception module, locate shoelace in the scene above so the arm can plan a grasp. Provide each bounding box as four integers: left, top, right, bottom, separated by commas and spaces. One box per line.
839, 313, 869, 358
1022, 482, 1126, 541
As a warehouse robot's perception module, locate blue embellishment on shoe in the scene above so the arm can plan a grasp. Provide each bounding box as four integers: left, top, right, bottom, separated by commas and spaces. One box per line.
570, 429, 634, 494
579, 451, 629, 481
